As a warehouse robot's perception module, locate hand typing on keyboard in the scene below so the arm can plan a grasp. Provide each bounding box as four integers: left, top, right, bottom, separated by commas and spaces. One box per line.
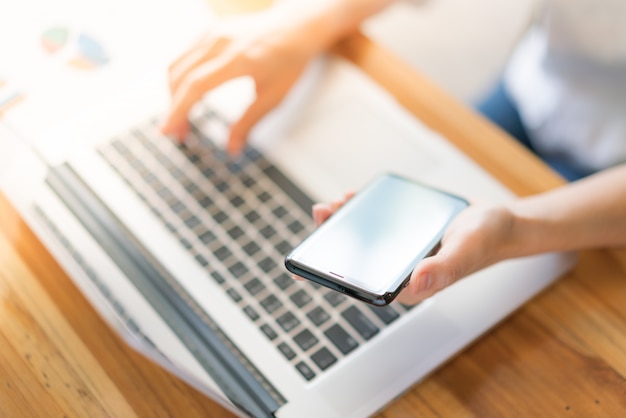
160, 6, 318, 156
160, 0, 395, 156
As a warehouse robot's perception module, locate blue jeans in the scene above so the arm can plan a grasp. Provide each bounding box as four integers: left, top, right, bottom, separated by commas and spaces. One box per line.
475, 81, 588, 182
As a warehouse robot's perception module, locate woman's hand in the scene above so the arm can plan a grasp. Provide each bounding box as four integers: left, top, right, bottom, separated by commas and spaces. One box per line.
160, 9, 321, 156
312, 197, 518, 305
160, 0, 396, 156
395, 204, 516, 305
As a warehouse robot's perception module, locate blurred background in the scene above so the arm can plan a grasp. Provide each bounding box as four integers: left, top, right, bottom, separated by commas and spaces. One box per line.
203, 0, 539, 106
363, 0, 538, 104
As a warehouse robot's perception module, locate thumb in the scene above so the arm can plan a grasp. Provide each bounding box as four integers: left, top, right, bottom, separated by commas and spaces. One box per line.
396, 252, 464, 305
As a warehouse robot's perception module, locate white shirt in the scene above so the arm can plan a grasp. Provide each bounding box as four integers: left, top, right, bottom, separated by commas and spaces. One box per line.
505, 0, 626, 173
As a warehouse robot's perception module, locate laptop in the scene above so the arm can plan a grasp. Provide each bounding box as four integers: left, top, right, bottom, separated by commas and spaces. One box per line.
0, 0, 576, 416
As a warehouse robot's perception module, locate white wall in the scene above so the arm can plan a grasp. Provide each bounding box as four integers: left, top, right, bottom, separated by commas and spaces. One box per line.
364, 0, 538, 103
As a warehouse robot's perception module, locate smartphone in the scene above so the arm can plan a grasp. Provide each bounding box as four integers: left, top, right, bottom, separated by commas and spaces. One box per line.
284, 173, 469, 306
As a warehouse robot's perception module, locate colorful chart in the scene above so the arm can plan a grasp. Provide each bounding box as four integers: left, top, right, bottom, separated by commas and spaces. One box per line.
0, 79, 25, 116
68, 33, 110, 69
41, 26, 110, 70
41, 27, 69, 53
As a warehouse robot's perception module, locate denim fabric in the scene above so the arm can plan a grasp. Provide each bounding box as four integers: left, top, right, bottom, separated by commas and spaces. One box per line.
475, 81, 589, 182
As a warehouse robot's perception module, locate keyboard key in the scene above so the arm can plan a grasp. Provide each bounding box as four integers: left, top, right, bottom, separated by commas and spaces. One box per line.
227, 225, 244, 240
179, 238, 192, 250
293, 329, 318, 351
169, 200, 186, 213
226, 288, 242, 303
272, 206, 287, 218
242, 241, 261, 256
311, 347, 337, 371
323, 291, 347, 307
244, 278, 265, 295
215, 180, 229, 192
201, 167, 215, 178
228, 261, 248, 278
169, 167, 185, 180
156, 186, 174, 201
164, 222, 176, 233
196, 194, 213, 208
212, 210, 228, 224
260, 324, 278, 341
260, 294, 282, 314
295, 361, 316, 381
184, 181, 199, 194
230, 195, 245, 207
198, 230, 216, 245
111, 139, 130, 155
213, 245, 232, 261
277, 342, 296, 360
186, 153, 201, 164
184, 215, 201, 229
274, 240, 292, 255
368, 304, 400, 325
243, 305, 260, 321
260, 225, 276, 239
150, 207, 162, 219
210, 271, 225, 284
194, 254, 208, 266
399, 302, 419, 311
228, 162, 244, 175
257, 191, 271, 202
290, 289, 312, 308
241, 175, 255, 188
342, 306, 379, 340
324, 324, 358, 355
244, 147, 262, 161
257, 256, 277, 273
276, 311, 300, 332
244, 210, 260, 223
273, 273, 293, 290
307, 306, 330, 327
287, 220, 304, 234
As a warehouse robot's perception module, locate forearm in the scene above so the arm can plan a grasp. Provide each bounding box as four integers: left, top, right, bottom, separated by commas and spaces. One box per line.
505, 164, 626, 257
274, 0, 397, 53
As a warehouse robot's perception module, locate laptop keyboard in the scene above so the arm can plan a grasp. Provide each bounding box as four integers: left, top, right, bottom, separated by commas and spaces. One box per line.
97, 107, 410, 381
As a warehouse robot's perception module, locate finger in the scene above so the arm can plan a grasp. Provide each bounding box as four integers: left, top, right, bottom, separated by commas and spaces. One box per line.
168, 31, 219, 80
168, 36, 229, 95
331, 192, 355, 211
161, 56, 241, 139
395, 251, 464, 305
166, 121, 190, 144
226, 82, 294, 156
312, 203, 333, 226
329, 199, 344, 212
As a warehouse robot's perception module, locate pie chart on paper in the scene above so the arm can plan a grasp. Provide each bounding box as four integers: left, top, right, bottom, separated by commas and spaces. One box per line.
41, 27, 69, 53
41, 26, 110, 70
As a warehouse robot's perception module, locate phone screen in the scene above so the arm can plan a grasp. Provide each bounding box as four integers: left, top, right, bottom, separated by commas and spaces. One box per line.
286, 174, 468, 296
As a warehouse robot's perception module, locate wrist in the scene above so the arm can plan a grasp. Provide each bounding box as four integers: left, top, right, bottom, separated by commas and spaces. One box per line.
274, 0, 394, 54
505, 201, 561, 258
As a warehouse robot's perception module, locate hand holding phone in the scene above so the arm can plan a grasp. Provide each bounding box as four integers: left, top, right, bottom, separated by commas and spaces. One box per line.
284, 173, 468, 306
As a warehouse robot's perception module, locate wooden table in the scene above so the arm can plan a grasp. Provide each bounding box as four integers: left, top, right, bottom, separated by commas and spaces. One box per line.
2, 33, 626, 417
